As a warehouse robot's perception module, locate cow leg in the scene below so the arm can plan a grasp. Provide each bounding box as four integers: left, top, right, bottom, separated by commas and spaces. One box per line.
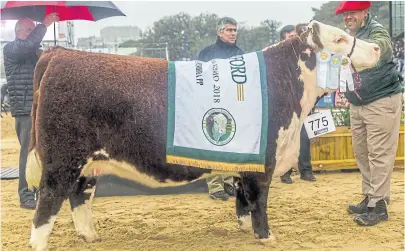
69, 176, 101, 243
240, 175, 274, 243
235, 177, 252, 232
29, 193, 61, 251
29, 170, 78, 251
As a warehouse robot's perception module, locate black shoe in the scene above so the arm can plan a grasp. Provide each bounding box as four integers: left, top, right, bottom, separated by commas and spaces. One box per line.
280, 173, 293, 184
224, 183, 236, 197
209, 191, 229, 201
347, 196, 369, 214
20, 199, 36, 210
354, 199, 388, 226
300, 172, 316, 182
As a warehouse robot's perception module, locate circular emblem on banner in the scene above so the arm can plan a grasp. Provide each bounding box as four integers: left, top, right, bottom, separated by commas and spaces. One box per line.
320, 51, 329, 60
202, 108, 236, 146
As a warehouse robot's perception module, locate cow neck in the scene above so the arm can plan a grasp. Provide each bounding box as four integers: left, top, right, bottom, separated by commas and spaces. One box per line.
292, 39, 321, 122
263, 38, 313, 122
296, 24, 332, 120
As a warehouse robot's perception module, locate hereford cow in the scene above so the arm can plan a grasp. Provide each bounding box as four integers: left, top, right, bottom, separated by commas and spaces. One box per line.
26, 20, 380, 251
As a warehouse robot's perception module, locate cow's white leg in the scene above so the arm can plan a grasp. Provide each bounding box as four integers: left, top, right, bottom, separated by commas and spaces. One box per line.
237, 214, 252, 232
69, 177, 100, 243
29, 215, 57, 251
29, 190, 65, 251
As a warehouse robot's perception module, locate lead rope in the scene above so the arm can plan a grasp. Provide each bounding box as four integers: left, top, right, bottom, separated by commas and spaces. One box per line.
290, 40, 300, 70
347, 37, 362, 100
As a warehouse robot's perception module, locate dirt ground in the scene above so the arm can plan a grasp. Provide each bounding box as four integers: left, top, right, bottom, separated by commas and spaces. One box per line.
1, 113, 404, 251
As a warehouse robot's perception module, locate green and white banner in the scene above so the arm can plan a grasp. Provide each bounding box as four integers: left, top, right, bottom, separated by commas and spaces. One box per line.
166, 51, 268, 172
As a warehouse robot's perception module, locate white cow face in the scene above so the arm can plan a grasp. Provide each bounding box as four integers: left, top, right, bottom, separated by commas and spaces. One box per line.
304, 20, 380, 72
212, 113, 228, 142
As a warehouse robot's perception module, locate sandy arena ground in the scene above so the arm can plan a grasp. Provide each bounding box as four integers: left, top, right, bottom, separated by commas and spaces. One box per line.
1, 113, 404, 251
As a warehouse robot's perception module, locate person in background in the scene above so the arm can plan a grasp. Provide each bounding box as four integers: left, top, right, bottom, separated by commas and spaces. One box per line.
335, 1, 403, 226
279, 24, 297, 41
3, 13, 59, 209
198, 16, 244, 200
278, 24, 317, 184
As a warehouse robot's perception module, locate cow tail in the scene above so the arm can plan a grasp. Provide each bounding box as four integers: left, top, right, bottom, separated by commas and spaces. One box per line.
27, 50, 53, 191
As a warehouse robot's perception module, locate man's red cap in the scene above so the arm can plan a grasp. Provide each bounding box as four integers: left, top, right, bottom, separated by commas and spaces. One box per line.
335, 1, 371, 15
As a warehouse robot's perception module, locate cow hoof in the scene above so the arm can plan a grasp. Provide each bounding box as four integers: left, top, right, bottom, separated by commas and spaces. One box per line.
78, 234, 101, 243
237, 214, 252, 232
254, 232, 276, 245
29, 235, 49, 251
28, 241, 49, 251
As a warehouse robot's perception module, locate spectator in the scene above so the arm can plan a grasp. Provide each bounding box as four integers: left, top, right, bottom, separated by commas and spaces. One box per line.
279, 25, 297, 40
198, 16, 244, 200
3, 13, 59, 210
335, 1, 403, 226
392, 33, 404, 74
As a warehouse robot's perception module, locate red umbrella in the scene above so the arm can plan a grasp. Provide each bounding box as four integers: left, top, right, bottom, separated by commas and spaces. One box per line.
1, 1, 126, 44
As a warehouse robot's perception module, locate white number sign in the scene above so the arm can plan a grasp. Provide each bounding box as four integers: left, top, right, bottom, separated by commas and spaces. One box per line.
304, 110, 336, 139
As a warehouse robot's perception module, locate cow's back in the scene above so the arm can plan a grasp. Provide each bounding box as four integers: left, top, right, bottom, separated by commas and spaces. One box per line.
36, 48, 186, 179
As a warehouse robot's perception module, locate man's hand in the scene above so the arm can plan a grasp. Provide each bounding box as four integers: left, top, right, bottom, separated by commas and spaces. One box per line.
42, 13, 59, 27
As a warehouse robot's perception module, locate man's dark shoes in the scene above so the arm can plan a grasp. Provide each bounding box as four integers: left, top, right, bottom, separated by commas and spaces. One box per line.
354, 199, 388, 226
20, 199, 36, 210
300, 172, 316, 181
280, 173, 293, 184
347, 196, 369, 214
224, 183, 236, 197
209, 191, 229, 201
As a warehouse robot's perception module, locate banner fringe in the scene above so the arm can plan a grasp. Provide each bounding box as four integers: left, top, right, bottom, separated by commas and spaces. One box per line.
166, 155, 265, 173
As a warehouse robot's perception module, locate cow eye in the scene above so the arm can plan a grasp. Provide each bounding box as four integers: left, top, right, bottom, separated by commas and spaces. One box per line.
336, 38, 344, 43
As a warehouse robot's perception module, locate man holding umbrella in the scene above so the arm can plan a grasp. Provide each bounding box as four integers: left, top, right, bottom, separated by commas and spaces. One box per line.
3, 12, 59, 209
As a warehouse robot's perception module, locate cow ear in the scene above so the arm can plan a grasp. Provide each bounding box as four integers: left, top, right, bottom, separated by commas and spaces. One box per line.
296, 23, 309, 36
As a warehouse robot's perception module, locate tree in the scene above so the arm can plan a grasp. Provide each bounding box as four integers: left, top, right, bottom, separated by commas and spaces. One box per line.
118, 39, 141, 48
153, 12, 192, 60
123, 12, 193, 60
237, 24, 272, 53
188, 13, 219, 59
311, 1, 344, 29
0, 51, 5, 78
0, 63, 5, 78
261, 20, 281, 45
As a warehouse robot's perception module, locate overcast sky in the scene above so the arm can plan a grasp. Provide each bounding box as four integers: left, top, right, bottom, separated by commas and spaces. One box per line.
1, 0, 328, 42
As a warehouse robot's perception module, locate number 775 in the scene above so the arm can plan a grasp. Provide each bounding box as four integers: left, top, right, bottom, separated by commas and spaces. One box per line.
309, 116, 328, 130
